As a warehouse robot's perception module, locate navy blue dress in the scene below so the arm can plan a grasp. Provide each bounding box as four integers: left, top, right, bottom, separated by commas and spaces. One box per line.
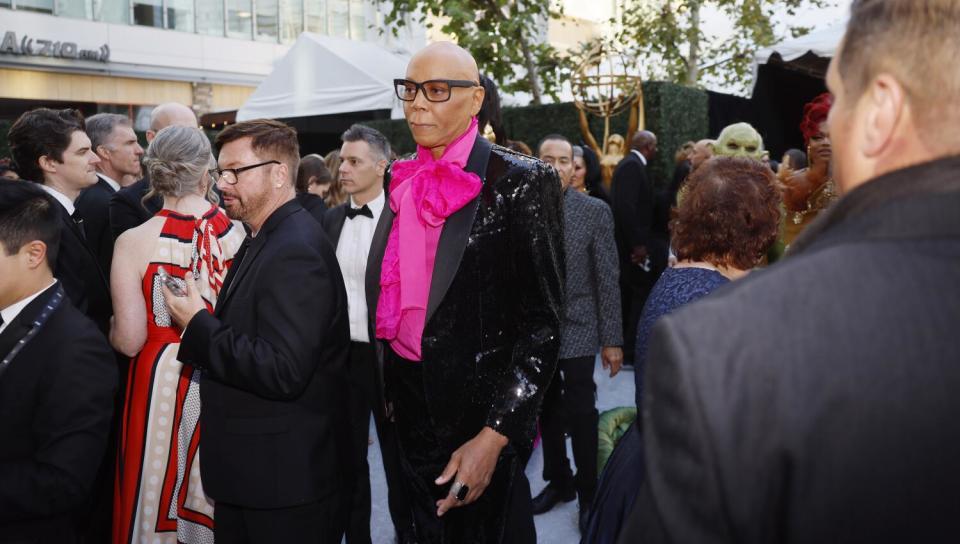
582, 267, 728, 544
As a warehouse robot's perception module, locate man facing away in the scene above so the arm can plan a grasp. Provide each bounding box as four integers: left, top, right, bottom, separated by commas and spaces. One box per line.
321, 124, 414, 544
368, 42, 565, 543
0, 181, 117, 544
622, 1, 960, 542
534, 134, 623, 533
76, 112, 144, 280
109, 102, 197, 238
609, 130, 667, 366
6, 108, 112, 336
164, 119, 353, 543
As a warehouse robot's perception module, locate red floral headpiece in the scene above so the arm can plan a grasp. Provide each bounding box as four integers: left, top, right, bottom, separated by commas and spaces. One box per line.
799, 93, 833, 144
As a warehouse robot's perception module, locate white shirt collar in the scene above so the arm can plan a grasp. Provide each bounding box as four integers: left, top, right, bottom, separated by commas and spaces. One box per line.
631, 149, 647, 165
0, 280, 57, 335
350, 189, 385, 217
97, 173, 121, 192
39, 184, 76, 216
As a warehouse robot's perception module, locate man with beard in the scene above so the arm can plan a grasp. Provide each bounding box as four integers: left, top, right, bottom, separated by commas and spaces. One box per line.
163, 119, 353, 542
369, 42, 564, 543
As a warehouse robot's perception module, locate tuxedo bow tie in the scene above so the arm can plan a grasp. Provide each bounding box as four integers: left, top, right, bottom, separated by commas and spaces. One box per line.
345, 204, 373, 219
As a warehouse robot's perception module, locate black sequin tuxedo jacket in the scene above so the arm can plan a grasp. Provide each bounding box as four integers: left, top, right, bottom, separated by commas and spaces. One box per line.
366, 136, 565, 455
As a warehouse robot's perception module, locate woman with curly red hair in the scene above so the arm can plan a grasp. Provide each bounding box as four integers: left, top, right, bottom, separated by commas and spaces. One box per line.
582, 156, 782, 544
779, 92, 839, 246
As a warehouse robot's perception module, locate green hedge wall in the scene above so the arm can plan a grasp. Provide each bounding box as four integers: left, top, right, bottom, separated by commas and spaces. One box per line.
368, 81, 708, 187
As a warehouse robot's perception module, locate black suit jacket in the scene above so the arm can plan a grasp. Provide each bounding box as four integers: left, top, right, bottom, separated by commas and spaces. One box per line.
178, 198, 352, 509
0, 283, 117, 543
108, 175, 161, 239
296, 192, 327, 225
367, 138, 565, 451
52, 199, 111, 335
622, 156, 960, 543
74, 176, 117, 281
610, 152, 668, 270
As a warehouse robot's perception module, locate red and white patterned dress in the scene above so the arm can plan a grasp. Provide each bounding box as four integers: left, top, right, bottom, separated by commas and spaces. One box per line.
113, 206, 245, 544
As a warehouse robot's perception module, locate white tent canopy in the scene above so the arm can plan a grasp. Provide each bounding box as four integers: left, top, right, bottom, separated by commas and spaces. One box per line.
750, 19, 845, 94
237, 33, 410, 121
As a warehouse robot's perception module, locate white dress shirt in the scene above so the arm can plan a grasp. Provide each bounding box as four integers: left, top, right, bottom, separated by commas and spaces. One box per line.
97, 173, 121, 192
631, 149, 648, 165
0, 280, 57, 335
39, 184, 76, 216
335, 191, 385, 343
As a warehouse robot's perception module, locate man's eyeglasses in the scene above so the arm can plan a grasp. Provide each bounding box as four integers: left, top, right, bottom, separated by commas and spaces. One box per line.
394, 79, 480, 103
216, 160, 280, 185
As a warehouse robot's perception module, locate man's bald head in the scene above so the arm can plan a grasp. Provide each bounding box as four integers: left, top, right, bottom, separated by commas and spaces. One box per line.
402, 42, 485, 158
148, 103, 197, 142
631, 130, 658, 161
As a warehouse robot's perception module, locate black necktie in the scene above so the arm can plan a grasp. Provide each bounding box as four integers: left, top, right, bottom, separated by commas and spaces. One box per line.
345, 205, 373, 220
71, 211, 86, 240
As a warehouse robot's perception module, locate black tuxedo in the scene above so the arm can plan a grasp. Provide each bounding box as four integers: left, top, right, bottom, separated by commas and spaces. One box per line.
0, 282, 117, 544
367, 138, 565, 542
52, 198, 111, 335
75, 175, 118, 281
609, 151, 668, 362
178, 199, 352, 538
108, 175, 161, 239
322, 195, 413, 543
620, 156, 960, 543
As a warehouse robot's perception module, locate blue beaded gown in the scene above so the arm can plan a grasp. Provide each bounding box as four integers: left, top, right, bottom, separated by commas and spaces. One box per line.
582, 266, 729, 544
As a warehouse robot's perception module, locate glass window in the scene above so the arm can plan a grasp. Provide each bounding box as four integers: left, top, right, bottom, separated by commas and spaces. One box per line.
132, 0, 164, 27
255, 0, 278, 42
349, 0, 365, 39
305, 0, 326, 34
196, 0, 225, 36
14, 0, 54, 13
59, 0, 93, 19
93, 0, 128, 23
280, 0, 303, 44
166, 0, 195, 32
328, 0, 349, 38
227, 0, 253, 40
0, 1, 10, 8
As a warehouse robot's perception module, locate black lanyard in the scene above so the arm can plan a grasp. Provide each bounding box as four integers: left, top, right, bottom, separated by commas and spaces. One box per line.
0, 285, 64, 381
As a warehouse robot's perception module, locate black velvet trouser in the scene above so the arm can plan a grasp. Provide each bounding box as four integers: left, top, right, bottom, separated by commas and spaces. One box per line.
345, 341, 413, 544
539, 355, 599, 505
386, 349, 536, 544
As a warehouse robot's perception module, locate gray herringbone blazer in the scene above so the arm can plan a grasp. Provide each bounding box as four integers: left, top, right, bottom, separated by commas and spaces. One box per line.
560, 188, 623, 358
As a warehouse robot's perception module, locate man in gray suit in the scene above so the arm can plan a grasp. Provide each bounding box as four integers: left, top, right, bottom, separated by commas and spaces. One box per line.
533, 134, 622, 532
621, 1, 960, 542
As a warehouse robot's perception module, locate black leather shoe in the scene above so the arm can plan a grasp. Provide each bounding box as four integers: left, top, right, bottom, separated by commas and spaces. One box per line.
531, 482, 576, 515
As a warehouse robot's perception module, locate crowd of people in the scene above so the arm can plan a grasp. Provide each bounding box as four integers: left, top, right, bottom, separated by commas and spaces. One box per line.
0, 0, 959, 543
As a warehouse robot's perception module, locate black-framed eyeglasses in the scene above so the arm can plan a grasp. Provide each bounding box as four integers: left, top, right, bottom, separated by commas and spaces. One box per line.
216, 160, 280, 185
394, 78, 480, 103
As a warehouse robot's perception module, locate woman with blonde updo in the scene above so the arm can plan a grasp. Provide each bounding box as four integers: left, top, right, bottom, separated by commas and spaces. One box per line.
110, 125, 245, 544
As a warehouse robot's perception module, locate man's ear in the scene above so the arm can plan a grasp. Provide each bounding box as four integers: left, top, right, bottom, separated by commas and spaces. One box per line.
471, 86, 486, 117
376, 159, 388, 178
274, 162, 290, 188
22, 240, 48, 270
861, 73, 904, 158
38, 155, 58, 175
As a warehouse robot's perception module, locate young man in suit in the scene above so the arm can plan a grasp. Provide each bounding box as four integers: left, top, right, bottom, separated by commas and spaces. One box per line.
621, 1, 960, 542
75, 113, 144, 280
534, 135, 623, 532
609, 130, 666, 366
369, 42, 564, 543
7, 108, 112, 336
109, 102, 197, 238
164, 119, 353, 543
0, 181, 117, 544
321, 124, 413, 544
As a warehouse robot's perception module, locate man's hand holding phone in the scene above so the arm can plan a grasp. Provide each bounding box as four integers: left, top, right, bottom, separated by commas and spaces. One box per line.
160, 267, 206, 329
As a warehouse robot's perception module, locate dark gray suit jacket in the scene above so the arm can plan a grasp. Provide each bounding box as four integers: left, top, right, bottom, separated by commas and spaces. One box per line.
560, 188, 622, 359
622, 155, 960, 543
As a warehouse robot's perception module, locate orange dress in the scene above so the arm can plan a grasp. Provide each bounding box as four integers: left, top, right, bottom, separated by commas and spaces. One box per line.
113, 206, 244, 544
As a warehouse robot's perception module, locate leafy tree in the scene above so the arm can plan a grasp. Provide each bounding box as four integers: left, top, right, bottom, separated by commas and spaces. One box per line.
617, 0, 833, 91
377, 0, 571, 104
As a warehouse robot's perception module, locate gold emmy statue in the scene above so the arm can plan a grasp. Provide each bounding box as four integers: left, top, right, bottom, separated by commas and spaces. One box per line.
571, 44, 644, 189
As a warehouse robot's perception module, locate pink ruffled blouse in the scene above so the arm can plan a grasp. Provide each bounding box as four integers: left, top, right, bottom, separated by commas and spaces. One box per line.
375, 117, 482, 361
